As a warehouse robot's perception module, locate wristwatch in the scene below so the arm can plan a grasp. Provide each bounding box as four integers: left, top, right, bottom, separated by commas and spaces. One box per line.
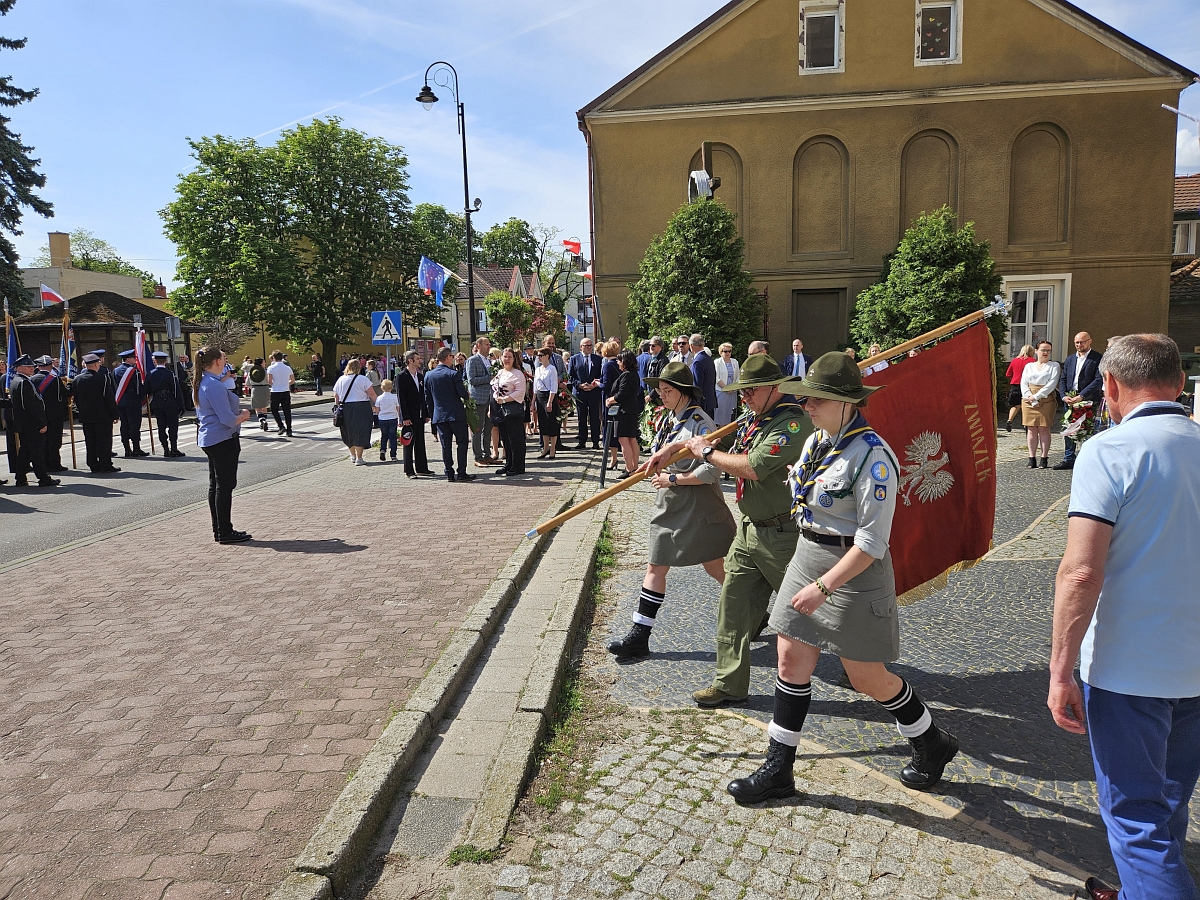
668, 473, 677, 484
701, 445, 715, 460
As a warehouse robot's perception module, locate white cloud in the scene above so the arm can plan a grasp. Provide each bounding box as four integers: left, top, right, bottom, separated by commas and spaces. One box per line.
1178, 126, 1200, 173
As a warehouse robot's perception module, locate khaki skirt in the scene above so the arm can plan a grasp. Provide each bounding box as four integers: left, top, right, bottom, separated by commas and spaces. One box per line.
769, 536, 899, 662
1021, 395, 1057, 428
647, 482, 736, 567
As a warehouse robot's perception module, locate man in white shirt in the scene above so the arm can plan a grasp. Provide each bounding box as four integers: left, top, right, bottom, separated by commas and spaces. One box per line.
782, 339, 812, 378
1048, 334, 1200, 900
266, 351, 295, 436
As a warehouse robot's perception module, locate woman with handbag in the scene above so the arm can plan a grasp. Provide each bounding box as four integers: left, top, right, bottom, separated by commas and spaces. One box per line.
605, 349, 643, 478
333, 358, 378, 466
492, 348, 527, 476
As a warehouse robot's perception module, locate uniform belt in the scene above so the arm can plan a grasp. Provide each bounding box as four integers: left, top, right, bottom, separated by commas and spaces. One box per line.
801, 529, 854, 548
749, 513, 799, 532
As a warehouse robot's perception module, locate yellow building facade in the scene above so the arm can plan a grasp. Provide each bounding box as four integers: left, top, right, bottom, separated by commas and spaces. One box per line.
579, 0, 1196, 357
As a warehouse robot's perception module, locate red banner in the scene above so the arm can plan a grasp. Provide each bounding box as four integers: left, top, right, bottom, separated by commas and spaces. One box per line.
862, 322, 997, 602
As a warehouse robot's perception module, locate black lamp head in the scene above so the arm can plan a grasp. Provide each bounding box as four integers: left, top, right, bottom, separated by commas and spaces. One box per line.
416, 85, 439, 109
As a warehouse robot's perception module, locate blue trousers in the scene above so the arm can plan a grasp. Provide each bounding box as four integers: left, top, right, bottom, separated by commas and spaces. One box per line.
1084, 683, 1200, 899
378, 419, 397, 458
437, 418, 469, 477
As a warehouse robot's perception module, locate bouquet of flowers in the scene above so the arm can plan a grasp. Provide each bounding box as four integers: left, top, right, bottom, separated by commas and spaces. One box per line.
1060, 391, 1095, 443
554, 380, 574, 426
640, 401, 670, 446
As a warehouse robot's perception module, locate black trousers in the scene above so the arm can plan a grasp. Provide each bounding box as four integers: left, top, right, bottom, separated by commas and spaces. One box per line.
14, 429, 50, 482
44, 415, 65, 469
402, 423, 429, 474
82, 421, 115, 471
201, 435, 241, 537
270, 392, 292, 432
437, 418, 469, 477
499, 413, 527, 474
118, 407, 142, 449
575, 392, 602, 446
155, 410, 180, 451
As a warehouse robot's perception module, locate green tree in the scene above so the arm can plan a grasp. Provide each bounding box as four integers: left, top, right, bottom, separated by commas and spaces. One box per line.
850, 206, 1004, 360
412, 202, 464, 271
0, 0, 52, 315
162, 118, 439, 368
531, 303, 567, 349
627, 200, 763, 356
483, 290, 532, 350
34, 229, 159, 297
477, 217, 538, 271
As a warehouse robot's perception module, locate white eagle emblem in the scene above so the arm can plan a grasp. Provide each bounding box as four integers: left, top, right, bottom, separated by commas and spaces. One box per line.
898, 431, 954, 506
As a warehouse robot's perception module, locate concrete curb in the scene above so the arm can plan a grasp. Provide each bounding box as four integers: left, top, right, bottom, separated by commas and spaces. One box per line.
271, 466, 592, 899
466, 502, 610, 851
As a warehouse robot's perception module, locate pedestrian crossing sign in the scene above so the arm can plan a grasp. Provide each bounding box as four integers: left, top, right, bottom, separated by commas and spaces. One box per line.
371, 311, 404, 345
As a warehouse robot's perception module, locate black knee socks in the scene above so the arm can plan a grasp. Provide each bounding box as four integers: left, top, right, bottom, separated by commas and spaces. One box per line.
632, 587, 664, 628
767, 677, 811, 747
878, 679, 933, 738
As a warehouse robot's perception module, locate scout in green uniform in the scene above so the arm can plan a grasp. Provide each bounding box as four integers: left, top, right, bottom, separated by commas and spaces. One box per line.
647, 354, 813, 708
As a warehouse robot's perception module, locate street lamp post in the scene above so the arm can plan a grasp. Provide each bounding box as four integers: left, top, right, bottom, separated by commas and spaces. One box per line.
417, 62, 479, 345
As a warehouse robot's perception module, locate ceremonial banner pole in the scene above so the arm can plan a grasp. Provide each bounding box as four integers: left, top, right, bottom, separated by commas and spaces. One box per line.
526, 298, 1007, 540
68, 400, 77, 470
146, 401, 156, 454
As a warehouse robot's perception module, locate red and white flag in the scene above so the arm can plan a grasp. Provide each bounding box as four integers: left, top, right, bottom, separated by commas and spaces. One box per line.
40, 283, 66, 307
562, 239, 582, 255
134, 328, 149, 381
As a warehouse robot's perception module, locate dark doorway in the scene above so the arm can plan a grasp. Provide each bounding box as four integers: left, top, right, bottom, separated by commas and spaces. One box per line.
790, 289, 844, 357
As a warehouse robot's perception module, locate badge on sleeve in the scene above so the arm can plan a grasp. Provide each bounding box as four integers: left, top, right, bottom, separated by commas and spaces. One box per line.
769, 442, 781, 455
863, 432, 882, 448
776, 435, 789, 446
818, 492, 834, 507
870, 461, 890, 482
699, 425, 711, 435
787, 420, 801, 433
874, 485, 887, 501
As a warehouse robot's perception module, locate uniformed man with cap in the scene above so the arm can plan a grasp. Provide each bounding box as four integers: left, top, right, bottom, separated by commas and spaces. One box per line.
145, 351, 185, 457
89, 349, 110, 381
32, 355, 70, 473
7, 354, 60, 487
73, 353, 121, 474
647, 354, 813, 708
112, 349, 148, 457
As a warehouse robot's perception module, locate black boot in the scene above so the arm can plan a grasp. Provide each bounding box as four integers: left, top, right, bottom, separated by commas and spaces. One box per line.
1027, 457, 1037, 468
1040, 456, 1049, 468
607, 623, 651, 659
1005, 419, 1013, 433
899, 724, 958, 791
727, 738, 796, 804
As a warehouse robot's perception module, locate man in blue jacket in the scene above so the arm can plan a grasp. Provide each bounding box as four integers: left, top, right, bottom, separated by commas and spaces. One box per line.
112, 349, 148, 457
781, 338, 813, 378
689, 334, 718, 418
568, 338, 604, 450
1054, 332, 1104, 470
423, 347, 476, 482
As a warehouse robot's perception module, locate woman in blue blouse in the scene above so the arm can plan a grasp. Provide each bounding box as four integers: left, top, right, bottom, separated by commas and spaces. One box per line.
194, 346, 252, 544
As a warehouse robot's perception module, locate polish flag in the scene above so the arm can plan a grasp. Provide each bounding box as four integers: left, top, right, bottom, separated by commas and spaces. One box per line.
582, 263, 593, 280
562, 239, 582, 255
40, 283, 67, 307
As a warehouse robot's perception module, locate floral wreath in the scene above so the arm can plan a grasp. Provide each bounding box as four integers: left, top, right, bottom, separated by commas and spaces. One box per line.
1061, 391, 1095, 443
554, 379, 574, 426
640, 401, 670, 446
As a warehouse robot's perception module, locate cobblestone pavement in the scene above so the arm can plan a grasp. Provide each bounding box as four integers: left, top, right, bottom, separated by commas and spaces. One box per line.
493, 709, 1080, 900
597, 428, 1199, 884
0, 442, 580, 900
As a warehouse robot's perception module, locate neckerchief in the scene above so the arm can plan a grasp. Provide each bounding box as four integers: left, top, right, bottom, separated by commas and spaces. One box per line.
788, 412, 872, 519
730, 399, 807, 501
653, 403, 701, 454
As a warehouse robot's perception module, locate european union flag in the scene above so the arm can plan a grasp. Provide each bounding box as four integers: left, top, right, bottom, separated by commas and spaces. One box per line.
417, 256, 446, 307
565, 314, 578, 334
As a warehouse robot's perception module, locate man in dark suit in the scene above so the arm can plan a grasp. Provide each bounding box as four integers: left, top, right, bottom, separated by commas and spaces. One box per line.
146, 351, 186, 458
32, 356, 70, 473
781, 338, 813, 378
112, 349, 148, 457
73, 353, 121, 474
568, 337, 604, 450
423, 347, 475, 482
8, 355, 60, 487
689, 333, 718, 418
397, 349, 434, 478
1054, 331, 1104, 470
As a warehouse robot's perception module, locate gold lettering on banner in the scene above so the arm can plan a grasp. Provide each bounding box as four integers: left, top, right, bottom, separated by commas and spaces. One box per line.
964, 403, 993, 483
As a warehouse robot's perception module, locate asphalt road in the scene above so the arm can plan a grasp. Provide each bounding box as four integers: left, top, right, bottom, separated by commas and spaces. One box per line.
0, 399, 341, 566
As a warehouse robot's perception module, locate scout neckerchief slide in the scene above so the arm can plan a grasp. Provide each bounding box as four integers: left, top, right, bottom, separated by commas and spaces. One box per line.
731, 400, 807, 501
788, 412, 872, 520
652, 403, 702, 454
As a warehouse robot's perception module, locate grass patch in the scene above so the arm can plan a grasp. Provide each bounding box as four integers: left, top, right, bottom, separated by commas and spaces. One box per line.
445, 844, 503, 866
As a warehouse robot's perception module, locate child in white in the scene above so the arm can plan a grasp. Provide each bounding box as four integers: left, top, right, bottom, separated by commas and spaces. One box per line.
374, 379, 401, 461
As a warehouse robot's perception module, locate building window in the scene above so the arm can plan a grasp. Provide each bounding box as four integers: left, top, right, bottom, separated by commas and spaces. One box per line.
916, 0, 961, 66
1173, 221, 1197, 256
799, 2, 843, 74
476, 309, 488, 333
1009, 286, 1053, 358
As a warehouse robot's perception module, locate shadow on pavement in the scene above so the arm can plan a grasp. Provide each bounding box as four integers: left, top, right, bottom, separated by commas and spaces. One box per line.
40, 483, 130, 498
0, 496, 37, 513
250, 538, 368, 554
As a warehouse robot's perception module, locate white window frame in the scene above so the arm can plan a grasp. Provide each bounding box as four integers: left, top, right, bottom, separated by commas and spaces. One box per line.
1002, 273, 1072, 361
799, 0, 844, 75
915, 0, 963, 67
1173, 221, 1198, 255
476, 309, 488, 334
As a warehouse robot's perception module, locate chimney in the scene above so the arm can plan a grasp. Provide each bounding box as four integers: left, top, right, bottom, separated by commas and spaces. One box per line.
48, 232, 72, 268
154, 281, 167, 300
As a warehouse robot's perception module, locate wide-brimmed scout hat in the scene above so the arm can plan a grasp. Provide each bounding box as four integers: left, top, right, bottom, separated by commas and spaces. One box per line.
780, 351, 882, 402
718, 354, 790, 391
643, 360, 699, 397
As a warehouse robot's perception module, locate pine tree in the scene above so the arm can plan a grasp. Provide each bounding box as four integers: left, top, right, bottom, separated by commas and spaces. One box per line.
0, 0, 52, 315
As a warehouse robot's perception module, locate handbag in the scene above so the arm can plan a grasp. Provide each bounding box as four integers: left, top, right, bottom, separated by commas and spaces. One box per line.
500, 400, 523, 419
333, 373, 361, 427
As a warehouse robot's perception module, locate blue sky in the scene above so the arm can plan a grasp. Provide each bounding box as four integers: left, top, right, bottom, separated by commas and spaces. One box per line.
3, 0, 1199, 287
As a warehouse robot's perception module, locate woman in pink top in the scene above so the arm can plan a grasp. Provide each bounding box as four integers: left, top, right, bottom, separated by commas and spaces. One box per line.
1004, 344, 1036, 433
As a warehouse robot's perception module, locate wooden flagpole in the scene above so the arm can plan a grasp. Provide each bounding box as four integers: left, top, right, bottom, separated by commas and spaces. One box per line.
525, 299, 1007, 539
68, 400, 77, 469
145, 401, 155, 454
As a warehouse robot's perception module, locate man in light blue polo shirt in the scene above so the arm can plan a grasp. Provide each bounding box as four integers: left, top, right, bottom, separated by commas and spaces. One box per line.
1049, 334, 1200, 900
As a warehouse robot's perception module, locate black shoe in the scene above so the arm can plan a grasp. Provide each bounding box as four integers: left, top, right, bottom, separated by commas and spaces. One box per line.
1028, 457, 1038, 468
217, 531, 252, 545
416, 470, 435, 476
1052, 460, 1074, 470
607, 623, 651, 659
591, 444, 600, 450
134, 449, 150, 457
1005, 420, 1013, 433
48, 466, 69, 473
380, 452, 386, 462
286, 431, 294, 437
405, 472, 415, 479
899, 724, 959, 791
95, 466, 121, 474
458, 473, 476, 482
446, 474, 457, 482
496, 467, 510, 476
15, 479, 29, 487
728, 739, 797, 805
124, 450, 135, 458
1082, 876, 1119, 900
163, 451, 172, 458
172, 449, 186, 457
1040, 456, 1049, 468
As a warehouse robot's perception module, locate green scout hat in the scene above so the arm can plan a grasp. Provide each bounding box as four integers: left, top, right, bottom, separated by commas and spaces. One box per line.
644, 360, 698, 397
718, 354, 790, 391
779, 351, 882, 402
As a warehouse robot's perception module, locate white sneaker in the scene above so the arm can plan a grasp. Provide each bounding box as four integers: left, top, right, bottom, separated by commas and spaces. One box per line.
354, 457, 365, 466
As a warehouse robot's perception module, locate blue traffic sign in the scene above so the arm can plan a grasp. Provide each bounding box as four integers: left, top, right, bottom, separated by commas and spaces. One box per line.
370, 310, 404, 345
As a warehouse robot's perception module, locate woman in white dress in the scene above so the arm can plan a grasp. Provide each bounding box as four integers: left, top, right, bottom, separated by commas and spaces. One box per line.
1020, 340, 1061, 468
714, 342, 740, 426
